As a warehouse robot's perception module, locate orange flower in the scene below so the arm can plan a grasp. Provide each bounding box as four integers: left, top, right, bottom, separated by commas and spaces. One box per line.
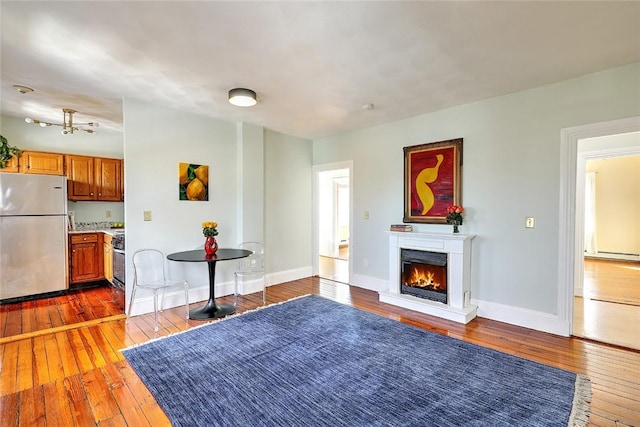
445, 206, 464, 224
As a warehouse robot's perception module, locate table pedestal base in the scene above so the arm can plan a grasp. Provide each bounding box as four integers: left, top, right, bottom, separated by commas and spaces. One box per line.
189, 300, 236, 319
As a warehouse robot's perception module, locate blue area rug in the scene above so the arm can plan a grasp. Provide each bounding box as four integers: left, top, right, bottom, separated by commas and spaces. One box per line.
122, 295, 590, 426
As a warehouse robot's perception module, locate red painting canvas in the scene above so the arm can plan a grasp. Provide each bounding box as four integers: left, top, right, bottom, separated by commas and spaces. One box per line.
404, 139, 462, 223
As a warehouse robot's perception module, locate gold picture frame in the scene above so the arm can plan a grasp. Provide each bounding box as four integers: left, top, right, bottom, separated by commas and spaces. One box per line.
403, 138, 463, 223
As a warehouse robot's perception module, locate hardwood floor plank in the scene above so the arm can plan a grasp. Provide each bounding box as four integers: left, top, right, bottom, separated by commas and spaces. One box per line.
0, 392, 19, 427
67, 328, 98, 373
63, 374, 96, 427
15, 339, 33, 392
18, 385, 46, 427
1, 305, 21, 338
42, 379, 75, 427
55, 331, 81, 378
43, 333, 64, 383
81, 368, 121, 423
101, 362, 152, 426
0, 341, 19, 396
78, 327, 108, 369
31, 336, 50, 387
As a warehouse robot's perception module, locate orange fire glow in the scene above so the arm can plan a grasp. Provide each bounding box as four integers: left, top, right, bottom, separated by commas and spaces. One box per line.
405, 265, 446, 291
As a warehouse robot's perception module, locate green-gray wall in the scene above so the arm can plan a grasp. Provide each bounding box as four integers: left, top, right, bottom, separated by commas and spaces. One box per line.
313, 62, 640, 332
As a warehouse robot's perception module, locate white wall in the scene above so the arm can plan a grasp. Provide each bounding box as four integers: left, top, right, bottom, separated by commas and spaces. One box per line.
123, 99, 314, 313
123, 98, 241, 309
264, 129, 313, 280
313, 62, 640, 332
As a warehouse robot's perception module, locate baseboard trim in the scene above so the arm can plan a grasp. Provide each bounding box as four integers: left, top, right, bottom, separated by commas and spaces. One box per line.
350, 274, 389, 292
129, 267, 313, 316
473, 298, 570, 336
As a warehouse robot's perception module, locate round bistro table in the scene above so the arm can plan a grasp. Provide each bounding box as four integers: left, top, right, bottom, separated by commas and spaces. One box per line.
167, 248, 252, 319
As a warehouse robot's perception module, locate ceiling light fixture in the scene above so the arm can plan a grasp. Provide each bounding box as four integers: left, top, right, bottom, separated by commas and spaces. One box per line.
13, 85, 34, 94
25, 108, 99, 135
228, 88, 257, 107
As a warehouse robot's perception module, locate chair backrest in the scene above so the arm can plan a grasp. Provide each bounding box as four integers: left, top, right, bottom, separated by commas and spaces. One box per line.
132, 249, 167, 286
238, 241, 264, 272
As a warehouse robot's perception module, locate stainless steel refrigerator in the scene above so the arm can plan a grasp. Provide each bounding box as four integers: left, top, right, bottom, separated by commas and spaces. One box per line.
0, 173, 68, 300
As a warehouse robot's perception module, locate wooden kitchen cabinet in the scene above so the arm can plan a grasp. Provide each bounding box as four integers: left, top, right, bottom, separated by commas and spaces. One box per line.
95, 157, 122, 201
66, 154, 123, 201
69, 233, 104, 285
66, 155, 94, 200
19, 151, 65, 175
0, 155, 19, 173
103, 234, 113, 284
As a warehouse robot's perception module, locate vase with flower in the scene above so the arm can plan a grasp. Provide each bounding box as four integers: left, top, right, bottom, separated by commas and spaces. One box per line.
202, 221, 219, 255
446, 205, 464, 234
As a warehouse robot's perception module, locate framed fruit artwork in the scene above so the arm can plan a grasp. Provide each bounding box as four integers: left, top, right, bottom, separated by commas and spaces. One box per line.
179, 162, 209, 201
403, 138, 462, 223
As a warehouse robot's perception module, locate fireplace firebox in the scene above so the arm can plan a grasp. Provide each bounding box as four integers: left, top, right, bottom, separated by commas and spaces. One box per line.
400, 249, 447, 304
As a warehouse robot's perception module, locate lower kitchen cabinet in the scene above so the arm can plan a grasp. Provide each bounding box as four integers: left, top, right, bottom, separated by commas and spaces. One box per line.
69, 232, 104, 285
103, 234, 113, 284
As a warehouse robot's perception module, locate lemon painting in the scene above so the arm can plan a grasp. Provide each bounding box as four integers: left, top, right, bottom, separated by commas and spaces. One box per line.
179, 162, 209, 201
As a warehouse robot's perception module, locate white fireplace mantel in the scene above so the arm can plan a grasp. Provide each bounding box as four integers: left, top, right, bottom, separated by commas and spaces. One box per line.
379, 231, 477, 324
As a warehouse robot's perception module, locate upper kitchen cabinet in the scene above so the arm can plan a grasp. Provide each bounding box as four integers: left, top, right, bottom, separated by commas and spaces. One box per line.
66, 154, 123, 201
0, 155, 19, 173
19, 151, 65, 175
95, 157, 122, 201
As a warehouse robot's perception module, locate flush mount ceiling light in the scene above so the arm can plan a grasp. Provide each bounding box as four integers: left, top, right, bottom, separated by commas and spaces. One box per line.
13, 85, 34, 94
25, 108, 99, 135
228, 88, 257, 107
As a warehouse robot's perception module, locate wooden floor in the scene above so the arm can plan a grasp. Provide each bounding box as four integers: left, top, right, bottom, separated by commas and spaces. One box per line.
1, 286, 125, 340
2, 278, 640, 426
574, 259, 640, 350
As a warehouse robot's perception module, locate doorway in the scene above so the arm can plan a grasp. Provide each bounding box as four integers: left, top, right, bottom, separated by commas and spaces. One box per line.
573, 140, 640, 349
559, 119, 640, 349
313, 162, 352, 284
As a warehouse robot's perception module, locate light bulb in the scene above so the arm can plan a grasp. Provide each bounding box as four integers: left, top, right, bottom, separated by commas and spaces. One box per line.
40, 122, 47, 127
25, 117, 33, 124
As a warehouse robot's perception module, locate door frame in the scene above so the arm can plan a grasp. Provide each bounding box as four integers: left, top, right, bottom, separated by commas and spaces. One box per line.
558, 116, 640, 336
312, 161, 353, 280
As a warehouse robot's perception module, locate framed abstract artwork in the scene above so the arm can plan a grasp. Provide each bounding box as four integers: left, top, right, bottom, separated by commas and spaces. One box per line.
403, 138, 463, 223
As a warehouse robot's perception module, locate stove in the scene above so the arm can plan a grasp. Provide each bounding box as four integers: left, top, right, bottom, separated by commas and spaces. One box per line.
111, 232, 125, 289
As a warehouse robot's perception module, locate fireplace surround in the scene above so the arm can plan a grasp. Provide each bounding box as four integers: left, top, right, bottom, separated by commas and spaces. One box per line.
380, 231, 476, 323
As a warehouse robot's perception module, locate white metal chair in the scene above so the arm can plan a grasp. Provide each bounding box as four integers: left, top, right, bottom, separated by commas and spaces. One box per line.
234, 242, 266, 305
128, 249, 189, 331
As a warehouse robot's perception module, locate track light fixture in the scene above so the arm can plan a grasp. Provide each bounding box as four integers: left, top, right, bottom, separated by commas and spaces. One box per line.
25, 108, 99, 134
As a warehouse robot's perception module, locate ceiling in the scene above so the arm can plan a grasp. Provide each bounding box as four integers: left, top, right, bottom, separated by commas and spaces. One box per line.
1, 1, 639, 140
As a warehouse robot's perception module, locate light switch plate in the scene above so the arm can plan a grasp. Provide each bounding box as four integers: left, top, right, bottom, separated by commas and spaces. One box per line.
143, 210, 152, 221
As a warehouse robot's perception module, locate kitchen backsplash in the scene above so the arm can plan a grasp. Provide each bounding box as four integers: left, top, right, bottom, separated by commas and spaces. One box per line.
68, 201, 124, 223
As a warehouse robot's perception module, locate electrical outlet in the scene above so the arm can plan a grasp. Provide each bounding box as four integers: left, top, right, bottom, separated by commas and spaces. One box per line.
364, 210, 369, 220
525, 217, 535, 228
105, 210, 111, 218
363, 258, 368, 267
143, 210, 152, 221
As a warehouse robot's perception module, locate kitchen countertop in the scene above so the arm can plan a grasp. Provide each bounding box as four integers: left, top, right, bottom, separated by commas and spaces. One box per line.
69, 229, 124, 236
